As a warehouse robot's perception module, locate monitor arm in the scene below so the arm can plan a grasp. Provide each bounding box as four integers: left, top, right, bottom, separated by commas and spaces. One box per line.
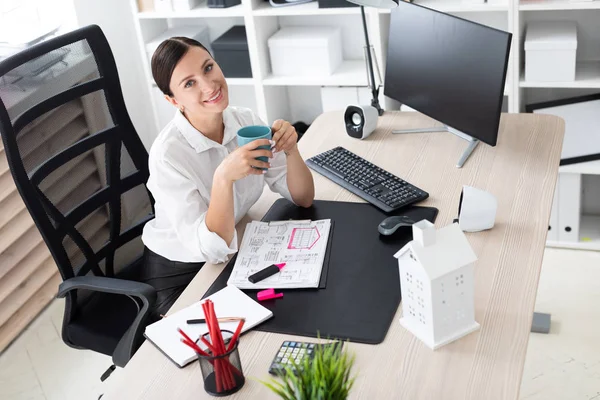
361, 6, 383, 116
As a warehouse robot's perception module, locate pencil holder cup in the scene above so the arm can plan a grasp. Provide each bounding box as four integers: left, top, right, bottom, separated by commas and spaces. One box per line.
197, 330, 245, 397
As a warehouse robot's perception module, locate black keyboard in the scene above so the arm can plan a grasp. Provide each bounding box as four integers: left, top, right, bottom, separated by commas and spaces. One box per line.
306, 147, 428, 213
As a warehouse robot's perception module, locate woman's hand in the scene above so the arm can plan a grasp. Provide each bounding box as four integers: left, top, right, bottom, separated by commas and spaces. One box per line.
271, 120, 298, 155
215, 139, 273, 183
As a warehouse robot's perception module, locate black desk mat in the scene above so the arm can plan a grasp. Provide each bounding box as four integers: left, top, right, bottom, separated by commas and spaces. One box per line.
203, 199, 438, 344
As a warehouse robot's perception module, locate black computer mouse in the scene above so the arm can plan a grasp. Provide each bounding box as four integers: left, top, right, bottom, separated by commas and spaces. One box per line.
378, 215, 416, 236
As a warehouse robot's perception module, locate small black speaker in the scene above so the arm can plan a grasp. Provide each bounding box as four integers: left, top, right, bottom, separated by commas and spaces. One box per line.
344, 105, 378, 139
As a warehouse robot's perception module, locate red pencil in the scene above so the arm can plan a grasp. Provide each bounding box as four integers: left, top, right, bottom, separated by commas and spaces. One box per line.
179, 337, 200, 351
199, 299, 242, 392
201, 301, 215, 352
208, 300, 233, 390
202, 302, 223, 393
177, 328, 198, 349
199, 335, 218, 354
209, 300, 235, 390
226, 319, 245, 352
180, 338, 209, 357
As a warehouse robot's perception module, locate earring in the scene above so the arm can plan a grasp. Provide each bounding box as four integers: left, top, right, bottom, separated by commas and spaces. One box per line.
179, 106, 185, 114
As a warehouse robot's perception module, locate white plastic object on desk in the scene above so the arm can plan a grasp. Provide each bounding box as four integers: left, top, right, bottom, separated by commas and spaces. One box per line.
525, 21, 577, 82
267, 26, 343, 77
394, 221, 480, 350
457, 185, 498, 233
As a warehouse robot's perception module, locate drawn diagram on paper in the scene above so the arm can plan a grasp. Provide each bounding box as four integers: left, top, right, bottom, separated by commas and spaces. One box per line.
265, 250, 281, 262
257, 224, 288, 236
227, 219, 331, 289
267, 236, 286, 245
288, 227, 321, 250
249, 237, 265, 247
282, 252, 319, 264
236, 256, 259, 269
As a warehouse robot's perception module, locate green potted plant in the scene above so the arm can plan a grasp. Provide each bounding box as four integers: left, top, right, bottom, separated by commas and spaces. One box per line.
261, 341, 356, 400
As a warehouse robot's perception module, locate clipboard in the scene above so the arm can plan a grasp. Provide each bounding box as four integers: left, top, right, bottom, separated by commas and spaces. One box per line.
227, 218, 333, 289
223, 218, 334, 290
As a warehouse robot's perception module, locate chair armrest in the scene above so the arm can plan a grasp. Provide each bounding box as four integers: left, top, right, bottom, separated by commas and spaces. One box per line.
57, 275, 156, 302
57, 276, 157, 367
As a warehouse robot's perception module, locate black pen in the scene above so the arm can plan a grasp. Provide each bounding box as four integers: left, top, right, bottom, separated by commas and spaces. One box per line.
248, 263, 286, 284
187, 317, 242, 324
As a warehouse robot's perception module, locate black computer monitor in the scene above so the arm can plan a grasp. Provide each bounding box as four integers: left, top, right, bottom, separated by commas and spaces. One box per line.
384, 2, 511, 167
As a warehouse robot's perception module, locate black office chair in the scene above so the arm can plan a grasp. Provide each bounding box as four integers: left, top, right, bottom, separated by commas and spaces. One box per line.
0, 25, 157, 378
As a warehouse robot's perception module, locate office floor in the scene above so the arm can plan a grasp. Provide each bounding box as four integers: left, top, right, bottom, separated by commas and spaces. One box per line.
0, 248, 598, 400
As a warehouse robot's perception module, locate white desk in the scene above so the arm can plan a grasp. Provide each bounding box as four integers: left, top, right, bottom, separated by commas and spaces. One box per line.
102, 110, 564, 400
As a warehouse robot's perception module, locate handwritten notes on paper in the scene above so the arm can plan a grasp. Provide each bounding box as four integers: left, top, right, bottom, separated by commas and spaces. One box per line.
227, 219, 331, 289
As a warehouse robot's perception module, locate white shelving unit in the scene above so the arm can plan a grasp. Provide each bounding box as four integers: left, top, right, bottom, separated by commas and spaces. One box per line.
130, 0, 600, 251
380, 1, 509, 13
137, 3, 245, 18
252, 1, 361, 15
520, 0, 600, 11
559, 160, 600, 175
514, 2, 600, 251
130, 0, 515, 131
262, 60, 367, 86
520, 61, 600, 89
547, 215, 600, 250
546, 161, 600, 251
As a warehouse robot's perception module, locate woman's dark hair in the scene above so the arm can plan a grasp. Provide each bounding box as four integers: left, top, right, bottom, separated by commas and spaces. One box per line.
151, 37, 212, 96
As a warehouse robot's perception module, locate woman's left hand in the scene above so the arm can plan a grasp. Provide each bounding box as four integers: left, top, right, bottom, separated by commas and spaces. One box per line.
271, 119, 298, 155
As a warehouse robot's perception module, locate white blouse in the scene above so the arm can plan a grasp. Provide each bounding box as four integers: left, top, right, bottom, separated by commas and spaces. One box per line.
141, 106, 294, 264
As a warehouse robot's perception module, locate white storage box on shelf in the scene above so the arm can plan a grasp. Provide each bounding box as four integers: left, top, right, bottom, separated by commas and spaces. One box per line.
267, 27, 343, 77
525, 21, 578, 82
145, 25, 212, 66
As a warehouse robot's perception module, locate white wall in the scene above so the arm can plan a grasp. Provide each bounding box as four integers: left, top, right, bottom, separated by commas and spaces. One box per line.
72, 0, 157, 150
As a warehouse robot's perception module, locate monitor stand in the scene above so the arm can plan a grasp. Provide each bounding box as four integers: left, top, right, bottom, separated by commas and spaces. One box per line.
392, 125, 479, 168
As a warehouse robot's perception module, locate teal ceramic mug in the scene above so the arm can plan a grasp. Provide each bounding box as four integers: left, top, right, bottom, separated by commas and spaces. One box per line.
237, 125, 272, 169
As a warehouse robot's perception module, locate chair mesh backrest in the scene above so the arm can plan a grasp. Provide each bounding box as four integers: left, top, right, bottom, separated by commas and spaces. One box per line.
0, 25, 154, 281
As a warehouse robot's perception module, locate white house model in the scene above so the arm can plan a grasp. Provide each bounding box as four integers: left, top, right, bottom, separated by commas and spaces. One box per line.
394, 220, 479, 350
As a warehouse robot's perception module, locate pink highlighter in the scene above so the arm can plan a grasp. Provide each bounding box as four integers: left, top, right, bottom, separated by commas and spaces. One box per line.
257, 288, 283, 302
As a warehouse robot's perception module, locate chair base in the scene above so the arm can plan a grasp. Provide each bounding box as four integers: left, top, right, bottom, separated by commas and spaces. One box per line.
531, 312, 551, 334
101, 364, 116, 382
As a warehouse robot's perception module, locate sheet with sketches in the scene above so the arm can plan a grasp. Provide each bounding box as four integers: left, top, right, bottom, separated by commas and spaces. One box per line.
227, 219, 331, 289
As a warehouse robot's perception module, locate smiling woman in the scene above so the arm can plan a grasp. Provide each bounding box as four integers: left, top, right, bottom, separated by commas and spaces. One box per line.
139, 36, 315, 319
152, 39, 230, 135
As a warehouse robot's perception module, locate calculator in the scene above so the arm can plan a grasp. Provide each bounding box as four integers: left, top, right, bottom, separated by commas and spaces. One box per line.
268, 340, 343, 376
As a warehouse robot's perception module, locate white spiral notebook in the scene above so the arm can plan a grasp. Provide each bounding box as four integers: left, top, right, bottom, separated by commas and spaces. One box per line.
143, 285, 273, 368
